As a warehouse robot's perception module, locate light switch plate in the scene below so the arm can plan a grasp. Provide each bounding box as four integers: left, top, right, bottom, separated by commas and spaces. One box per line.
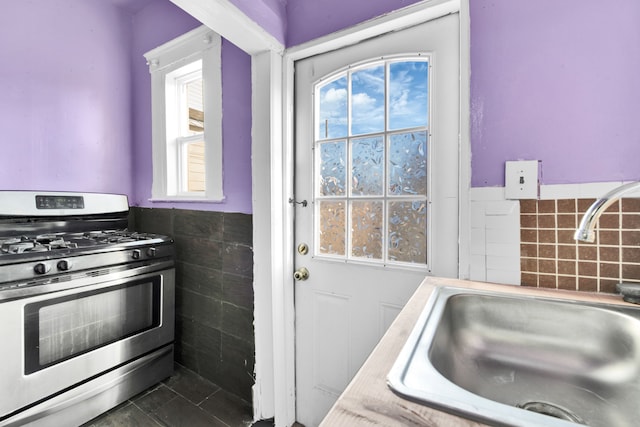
505, 160, 539, 199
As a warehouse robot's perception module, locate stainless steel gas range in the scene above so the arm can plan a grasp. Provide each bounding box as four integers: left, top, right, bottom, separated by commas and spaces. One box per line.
0, 191, 175, 427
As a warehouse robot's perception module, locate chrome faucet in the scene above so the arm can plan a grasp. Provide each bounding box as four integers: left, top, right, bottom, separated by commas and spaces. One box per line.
575, 181, 640, 302
574, 181, 640, 243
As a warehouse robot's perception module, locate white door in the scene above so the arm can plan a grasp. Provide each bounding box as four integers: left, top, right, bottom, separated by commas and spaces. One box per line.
293, 13, 460, 426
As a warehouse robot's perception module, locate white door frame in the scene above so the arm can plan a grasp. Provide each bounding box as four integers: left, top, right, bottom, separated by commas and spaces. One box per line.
284, 4, 469, 426
170, 1, 470, 426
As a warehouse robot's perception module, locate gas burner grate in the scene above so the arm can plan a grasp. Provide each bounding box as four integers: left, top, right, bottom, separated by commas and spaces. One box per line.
0, 235, 79, 254
81, 231, 157, 244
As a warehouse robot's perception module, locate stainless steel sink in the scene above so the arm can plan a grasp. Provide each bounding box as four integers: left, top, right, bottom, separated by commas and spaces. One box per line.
387, 286, 640, 427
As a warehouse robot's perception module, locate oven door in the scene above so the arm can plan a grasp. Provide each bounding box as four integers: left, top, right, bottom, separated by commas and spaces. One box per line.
0, 266, 174, 420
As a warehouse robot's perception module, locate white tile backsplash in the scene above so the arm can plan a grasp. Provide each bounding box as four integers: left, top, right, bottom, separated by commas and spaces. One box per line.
469, 254, 487, 282
470, 187, 520, 285
468, 182, 625, 286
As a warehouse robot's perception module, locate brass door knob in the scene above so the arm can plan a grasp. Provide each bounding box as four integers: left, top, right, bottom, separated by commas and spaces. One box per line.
293, 267, 309, 281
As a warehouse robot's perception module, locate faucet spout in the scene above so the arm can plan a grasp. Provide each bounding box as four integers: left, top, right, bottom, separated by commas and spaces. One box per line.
575, 181, 640, 242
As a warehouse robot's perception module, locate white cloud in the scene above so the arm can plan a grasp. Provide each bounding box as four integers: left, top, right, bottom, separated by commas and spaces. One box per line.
390, 89, 410, 113
352, 92, 376, 109
323, 87, 347, 104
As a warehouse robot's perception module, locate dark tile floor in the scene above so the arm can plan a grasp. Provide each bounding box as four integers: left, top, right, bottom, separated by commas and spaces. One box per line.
83, 363, 274, 427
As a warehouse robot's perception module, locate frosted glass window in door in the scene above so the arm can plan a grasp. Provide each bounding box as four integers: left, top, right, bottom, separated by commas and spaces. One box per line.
318, 201, 346, 256
389, 131, 427, 196
351, 201, 383, 259
351, 136, 384, 196
388, 200, 427, 264
313, 57, 430, 267
319, 141, 346, 196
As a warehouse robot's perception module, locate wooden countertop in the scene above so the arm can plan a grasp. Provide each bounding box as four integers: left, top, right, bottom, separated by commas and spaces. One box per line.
320, 276, 629, 426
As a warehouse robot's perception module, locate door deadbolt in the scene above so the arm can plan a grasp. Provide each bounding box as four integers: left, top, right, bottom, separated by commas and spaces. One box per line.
293, 267, 309, 281
297, 243, 309, 255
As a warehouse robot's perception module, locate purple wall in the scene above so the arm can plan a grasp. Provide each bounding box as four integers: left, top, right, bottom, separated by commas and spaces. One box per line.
0, 0, 133, 194
130, 1, 253, 214
274, 0, 640, 187
0, 0, 252, 214
5, 0, 639, 213
470, 0, 640, 187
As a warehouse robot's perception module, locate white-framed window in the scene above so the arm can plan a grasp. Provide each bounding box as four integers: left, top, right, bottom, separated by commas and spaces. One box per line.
144, 26, 223, 202
313, 57, 431, 268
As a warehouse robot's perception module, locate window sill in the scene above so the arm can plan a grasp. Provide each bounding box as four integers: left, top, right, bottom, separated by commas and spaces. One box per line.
148, 196, 226, 204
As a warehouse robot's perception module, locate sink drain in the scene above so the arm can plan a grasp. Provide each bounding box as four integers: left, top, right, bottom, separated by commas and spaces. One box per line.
517, 401, 585, 424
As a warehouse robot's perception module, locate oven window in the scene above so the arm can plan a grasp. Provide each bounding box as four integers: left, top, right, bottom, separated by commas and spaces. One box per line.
24, 277, 161, 374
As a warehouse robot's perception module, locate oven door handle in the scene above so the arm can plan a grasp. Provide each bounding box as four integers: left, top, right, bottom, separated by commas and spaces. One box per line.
0, 260, 174, 303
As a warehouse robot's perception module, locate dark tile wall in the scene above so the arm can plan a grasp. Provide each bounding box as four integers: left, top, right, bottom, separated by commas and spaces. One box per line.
131, 207, 254, 402
520, 198, 640, 293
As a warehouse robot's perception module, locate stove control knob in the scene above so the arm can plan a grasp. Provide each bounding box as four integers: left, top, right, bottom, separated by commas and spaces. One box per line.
147, 247, 157, 257
34, 263, 50, 275
132, 249, 141, 260
57, 260, 71, 271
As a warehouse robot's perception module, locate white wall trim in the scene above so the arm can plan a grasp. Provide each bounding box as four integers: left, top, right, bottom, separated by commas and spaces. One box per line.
169, 1, 286, 423
539, 181, 638, 199
251, 51, 277, 421
476, 181, 640, 201
169, 0, 284, 55
458, 0, 471, 280
252, 50, 297, 426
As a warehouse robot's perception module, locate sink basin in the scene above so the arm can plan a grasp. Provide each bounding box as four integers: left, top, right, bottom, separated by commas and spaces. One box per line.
387, 286, 640, 427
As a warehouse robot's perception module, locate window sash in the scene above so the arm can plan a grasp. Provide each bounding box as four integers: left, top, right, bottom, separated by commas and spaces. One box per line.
174, 134, 205, 195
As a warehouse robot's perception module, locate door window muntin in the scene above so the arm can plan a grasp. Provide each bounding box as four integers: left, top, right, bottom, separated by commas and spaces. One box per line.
313, 55, 432, 269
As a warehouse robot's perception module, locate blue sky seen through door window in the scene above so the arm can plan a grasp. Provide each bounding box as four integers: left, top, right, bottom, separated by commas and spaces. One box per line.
317, 60, 428, 139
351, 65, 384, 135
318, 76, 347, 139
389, 61, 428, 130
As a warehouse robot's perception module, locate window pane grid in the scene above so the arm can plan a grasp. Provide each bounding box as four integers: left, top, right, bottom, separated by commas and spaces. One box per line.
314, 57, 430, 268
314, 131, 429, 265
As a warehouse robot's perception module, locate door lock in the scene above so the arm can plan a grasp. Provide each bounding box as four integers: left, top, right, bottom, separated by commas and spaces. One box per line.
297, 243, 309, 255
293, 267, 309, 281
